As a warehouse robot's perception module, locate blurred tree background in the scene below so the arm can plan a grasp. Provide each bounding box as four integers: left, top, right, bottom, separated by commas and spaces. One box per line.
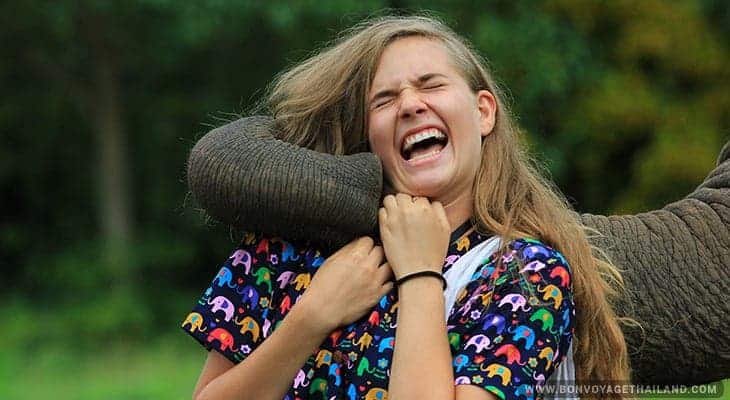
1, 0, 727, 398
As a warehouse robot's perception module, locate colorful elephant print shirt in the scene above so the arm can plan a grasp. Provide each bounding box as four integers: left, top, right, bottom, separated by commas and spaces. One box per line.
182, 221, 575, 400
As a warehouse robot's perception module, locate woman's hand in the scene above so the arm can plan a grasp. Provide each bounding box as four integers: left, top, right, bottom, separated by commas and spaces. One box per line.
296, 237, 394, 331
378, 193, 451, 279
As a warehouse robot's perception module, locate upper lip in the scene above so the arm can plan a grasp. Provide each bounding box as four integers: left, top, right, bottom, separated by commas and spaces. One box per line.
398, 124, 449, 154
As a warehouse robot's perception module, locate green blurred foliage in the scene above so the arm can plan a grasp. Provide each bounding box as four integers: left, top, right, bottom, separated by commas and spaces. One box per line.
0, 3, 727, 390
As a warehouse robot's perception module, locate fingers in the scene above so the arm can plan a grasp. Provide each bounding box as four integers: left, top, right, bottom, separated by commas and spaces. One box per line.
366, 244, 385, 265
431, 201, 449, 228
382, 194, 397, 210
376, 261, 394, 282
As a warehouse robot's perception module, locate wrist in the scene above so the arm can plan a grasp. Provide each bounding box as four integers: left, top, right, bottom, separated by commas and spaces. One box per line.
396, 270, 447, 290
290, 297, 338, 337
397, 273, 445, 294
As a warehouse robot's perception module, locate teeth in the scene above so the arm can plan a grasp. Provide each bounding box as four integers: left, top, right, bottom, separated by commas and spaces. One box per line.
408, 149, 441, 162
402, 128, 446, 154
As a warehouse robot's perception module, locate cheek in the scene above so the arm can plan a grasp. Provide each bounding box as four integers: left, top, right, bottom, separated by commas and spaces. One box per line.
367, 118, 394, 158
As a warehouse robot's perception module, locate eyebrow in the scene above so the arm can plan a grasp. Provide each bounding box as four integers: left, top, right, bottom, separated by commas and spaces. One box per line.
369, 73, 448, 105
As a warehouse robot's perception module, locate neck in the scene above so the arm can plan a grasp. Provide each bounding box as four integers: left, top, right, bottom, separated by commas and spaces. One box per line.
440, 188, 473, 232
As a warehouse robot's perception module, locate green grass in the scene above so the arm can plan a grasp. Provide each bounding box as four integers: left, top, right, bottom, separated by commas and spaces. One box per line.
0, 296, 727, 400
0, 333, 205, 400
2, 335, 728, 400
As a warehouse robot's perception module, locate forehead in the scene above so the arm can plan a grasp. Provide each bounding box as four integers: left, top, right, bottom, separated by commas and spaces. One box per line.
371, 36, 460, 88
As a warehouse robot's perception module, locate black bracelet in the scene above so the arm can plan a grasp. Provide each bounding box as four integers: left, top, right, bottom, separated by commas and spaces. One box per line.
395, 270, 447, 290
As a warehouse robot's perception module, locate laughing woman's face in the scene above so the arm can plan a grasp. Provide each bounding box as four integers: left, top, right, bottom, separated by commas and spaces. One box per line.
367, 36, 496, 208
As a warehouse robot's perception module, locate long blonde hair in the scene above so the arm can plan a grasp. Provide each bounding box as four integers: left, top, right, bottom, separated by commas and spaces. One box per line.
265, 14, 632, 395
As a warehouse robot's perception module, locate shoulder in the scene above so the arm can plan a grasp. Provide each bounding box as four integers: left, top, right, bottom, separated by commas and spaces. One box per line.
231, 231, 325, 269
491, 237, 574, 298
504, 238, 571, 274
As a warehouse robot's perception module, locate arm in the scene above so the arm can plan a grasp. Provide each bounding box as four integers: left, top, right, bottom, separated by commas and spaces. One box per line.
187, 117, 729, 384
389, 276, 497, 400
194, 299, 331, 400
389, 275, 454, 399
184, 235, 393, 399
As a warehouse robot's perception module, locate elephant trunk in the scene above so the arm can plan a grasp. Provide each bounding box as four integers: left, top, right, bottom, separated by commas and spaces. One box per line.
579, 142, 730, 384
187, 116, 382, 250
186, 117, 730, 385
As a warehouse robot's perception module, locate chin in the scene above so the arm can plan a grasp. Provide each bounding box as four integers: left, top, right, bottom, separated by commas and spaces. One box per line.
402, 178, 450, 199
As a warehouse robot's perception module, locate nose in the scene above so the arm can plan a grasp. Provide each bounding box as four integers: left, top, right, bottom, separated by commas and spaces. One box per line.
397, 89, 428, 119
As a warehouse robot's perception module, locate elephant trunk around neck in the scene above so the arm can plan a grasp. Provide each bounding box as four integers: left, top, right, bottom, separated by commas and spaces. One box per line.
186, 117, 730, 385
186, 116, 382, 251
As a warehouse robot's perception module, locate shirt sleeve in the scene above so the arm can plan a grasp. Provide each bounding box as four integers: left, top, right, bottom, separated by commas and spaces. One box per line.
180, 232, 281, 364
449, 239, 575, 400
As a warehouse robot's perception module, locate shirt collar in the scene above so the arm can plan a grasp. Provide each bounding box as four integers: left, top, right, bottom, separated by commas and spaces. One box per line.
443, 219, 491, 274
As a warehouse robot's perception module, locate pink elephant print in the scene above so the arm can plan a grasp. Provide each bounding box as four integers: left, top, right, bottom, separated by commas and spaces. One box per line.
464, 334, 493, 353
229, 249, 252, 275
209, 295, 235, 322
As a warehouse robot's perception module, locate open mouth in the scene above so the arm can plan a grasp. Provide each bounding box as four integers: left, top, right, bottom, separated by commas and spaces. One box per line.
400, 128, 449, 162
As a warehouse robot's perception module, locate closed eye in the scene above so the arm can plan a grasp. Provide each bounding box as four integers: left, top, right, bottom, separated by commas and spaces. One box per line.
373, 97, 394, 109
423, 83, 445, 90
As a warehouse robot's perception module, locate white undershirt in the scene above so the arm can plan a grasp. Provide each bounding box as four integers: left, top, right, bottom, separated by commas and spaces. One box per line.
442, 235, 577, 399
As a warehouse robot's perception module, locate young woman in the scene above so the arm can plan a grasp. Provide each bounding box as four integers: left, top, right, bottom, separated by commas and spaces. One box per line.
181, 15, 630, 400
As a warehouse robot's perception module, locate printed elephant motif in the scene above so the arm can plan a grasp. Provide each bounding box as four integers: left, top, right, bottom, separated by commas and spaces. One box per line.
365, 387, 388, 400
255, 238, 269, 254
494, 344, 526, 366
357, 357, 376, 376
305, 251, 325, 268
293, 272, 311, 291
292, 368, 309, 389
482, 363, 512, 386
208, 295, 235, 322
514, 384, 535, 400
519, 260, 546, 274
368, 310, 380, 327
181, 312, 207, 333
229, 249, 252, 274
236, 284, 259, 310
508, 325, 536, 350
353, 332, 373, 351
498, 293, 531, 312
347, 383, 357, 400
529, 308, 557, 334
281, 240, 300, 262
280, 294, 292, 315
537, 284, 563, 309
213, 266, 238, 288
329, 329, 343, 346
308, 377, 328, 400
521, 244, 550, 260
482, 313, 507, 335
549, 266, 570, 287
328, 362, 341, 386
464, 334, 493, 353
538, 347, 555, 371
234, 315, 261, 343
456, 235, 470, 251
445, 254, 460, 268
277, 270, 296, 289
198, 286, 213, 306
253, 267, 273, 292
378, 336, 395, 353
207, 327, 236, 352
453, 354, 470, 373
315, 349, 333, 368
448, 332, 461, 350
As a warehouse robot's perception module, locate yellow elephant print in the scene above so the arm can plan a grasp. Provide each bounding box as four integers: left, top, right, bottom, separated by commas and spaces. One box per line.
181, 312, 207, 333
